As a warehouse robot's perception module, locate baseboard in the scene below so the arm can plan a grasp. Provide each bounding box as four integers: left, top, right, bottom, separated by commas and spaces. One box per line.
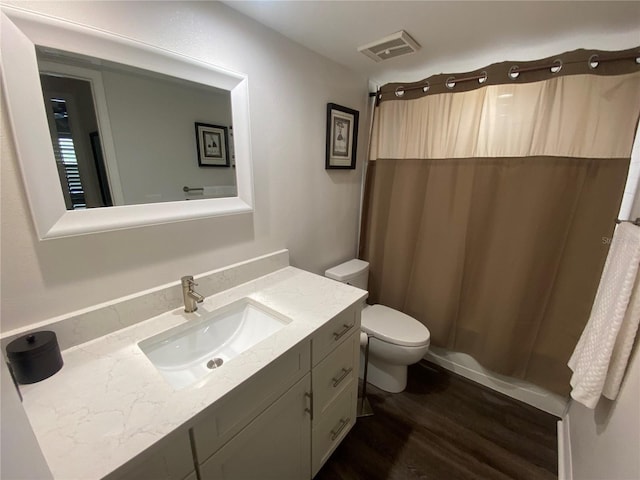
557, 418, 573, 480
425, 347, 567, 417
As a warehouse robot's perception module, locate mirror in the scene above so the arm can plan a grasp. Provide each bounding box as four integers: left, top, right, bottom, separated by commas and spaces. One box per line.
37, 47, 238, 209
1, 7, 253, 239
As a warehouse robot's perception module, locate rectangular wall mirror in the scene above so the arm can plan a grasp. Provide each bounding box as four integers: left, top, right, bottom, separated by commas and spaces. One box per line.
38, 47, 238, 209
1, 7, 253, 239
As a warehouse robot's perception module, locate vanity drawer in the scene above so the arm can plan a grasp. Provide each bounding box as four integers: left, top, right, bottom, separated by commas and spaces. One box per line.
313, 331, 359, 420
311, 380, 357, 477
192, 340, 310, 464
312, 304, 361, 366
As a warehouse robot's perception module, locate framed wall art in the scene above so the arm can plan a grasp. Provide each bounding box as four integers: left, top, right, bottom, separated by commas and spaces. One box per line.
326, 103, 359, 169
195, 122, 229, 167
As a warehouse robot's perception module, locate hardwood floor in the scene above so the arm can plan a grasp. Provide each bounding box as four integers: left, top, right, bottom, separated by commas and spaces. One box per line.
316, 361, 559, 480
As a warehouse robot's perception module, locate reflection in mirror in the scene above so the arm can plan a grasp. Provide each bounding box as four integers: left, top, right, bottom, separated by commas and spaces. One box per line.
37, 47, 237, 210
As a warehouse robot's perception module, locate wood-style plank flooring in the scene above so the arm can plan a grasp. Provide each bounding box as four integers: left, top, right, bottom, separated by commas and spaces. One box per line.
316, 361, 559, 480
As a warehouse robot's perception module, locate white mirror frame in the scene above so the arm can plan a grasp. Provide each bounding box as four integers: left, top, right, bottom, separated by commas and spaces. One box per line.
0, 7, 253, 239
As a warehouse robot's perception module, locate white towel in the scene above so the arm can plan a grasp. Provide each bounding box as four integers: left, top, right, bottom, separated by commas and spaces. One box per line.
568, 222, 640, 408
603, 271, 640, 399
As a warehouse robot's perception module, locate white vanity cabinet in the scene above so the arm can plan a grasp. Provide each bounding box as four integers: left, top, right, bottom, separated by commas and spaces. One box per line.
115, 303, 362, 480
190, 303, 362, 479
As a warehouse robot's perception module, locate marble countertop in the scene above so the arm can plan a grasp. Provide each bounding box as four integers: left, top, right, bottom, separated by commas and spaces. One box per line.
19, 267, 367, 480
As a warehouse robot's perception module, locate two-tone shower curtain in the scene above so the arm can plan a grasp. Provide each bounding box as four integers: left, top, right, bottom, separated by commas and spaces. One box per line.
360, 48, 640, 395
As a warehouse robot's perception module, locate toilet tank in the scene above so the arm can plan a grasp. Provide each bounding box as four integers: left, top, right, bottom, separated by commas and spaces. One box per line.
325, 259, 369, 290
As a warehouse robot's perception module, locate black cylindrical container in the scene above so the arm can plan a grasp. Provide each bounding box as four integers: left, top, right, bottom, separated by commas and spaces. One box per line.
6, 331, 63, 384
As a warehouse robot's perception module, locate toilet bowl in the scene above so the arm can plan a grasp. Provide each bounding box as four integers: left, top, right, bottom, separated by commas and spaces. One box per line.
325, 259, 430, 393
360, 304, 430, 393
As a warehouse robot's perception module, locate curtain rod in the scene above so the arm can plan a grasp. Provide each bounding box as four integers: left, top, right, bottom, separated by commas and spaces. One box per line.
371, 52, 639, 97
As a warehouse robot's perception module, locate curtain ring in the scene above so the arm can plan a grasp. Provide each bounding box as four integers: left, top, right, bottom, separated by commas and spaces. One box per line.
478, 71, 488, 84
550, 59, 563, 74
588, 54, 599, 69
422, 81, 430, 93
395, 87, 405, 97
508, 65, 520, 80
445, 76, 456, 89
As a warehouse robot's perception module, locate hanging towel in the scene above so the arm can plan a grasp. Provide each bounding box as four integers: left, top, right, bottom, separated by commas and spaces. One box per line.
603, 270, 640, 400
568, 222, 640, 408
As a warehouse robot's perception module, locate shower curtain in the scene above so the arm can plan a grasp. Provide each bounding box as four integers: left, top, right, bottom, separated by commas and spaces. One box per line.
360, 48, 640, 394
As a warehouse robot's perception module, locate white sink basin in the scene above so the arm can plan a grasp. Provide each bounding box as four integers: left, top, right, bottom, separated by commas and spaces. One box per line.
139, 298, 290, 389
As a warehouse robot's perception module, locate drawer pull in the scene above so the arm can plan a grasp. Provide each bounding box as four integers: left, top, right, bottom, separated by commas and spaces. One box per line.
332, 367, 353, 387
332, 323, 354, 341
330, 417, 350, 441
304, 392, 313, 419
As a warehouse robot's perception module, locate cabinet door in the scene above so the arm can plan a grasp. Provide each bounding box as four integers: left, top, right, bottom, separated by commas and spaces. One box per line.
199, 374, 312, 480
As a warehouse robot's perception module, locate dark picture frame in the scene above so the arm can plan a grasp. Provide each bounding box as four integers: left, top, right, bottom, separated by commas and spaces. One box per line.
326, 103, 359, 169
195, 122, 230, 167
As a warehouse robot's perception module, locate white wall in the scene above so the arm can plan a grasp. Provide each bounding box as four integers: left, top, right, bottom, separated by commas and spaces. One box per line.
102, 69, 236, 204
0, 1, 368, 334
566, 346, 640, 480
619, 125, 640, 220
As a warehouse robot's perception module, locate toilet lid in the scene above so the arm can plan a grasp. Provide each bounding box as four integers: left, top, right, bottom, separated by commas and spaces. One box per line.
361, 304, 430, 347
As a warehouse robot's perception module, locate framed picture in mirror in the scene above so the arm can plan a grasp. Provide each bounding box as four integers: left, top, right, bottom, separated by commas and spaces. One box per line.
326, 103, 359, 170
195, 122, 229, 167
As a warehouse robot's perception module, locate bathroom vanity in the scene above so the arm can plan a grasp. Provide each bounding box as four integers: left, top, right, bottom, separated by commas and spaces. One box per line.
13, 252, 366, 480
1, 7, 368, 479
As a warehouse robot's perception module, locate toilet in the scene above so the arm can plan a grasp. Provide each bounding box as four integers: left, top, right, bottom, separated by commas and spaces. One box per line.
325, 259, 430, 393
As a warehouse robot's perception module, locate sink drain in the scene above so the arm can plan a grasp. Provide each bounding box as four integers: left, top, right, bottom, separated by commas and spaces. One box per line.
206, 358, 224, 369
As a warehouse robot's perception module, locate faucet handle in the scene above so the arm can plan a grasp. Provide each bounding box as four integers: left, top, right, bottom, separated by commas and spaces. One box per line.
181, 275, 197, 287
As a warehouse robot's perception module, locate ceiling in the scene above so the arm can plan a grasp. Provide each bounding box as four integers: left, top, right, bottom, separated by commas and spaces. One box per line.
223, 1, 640, 86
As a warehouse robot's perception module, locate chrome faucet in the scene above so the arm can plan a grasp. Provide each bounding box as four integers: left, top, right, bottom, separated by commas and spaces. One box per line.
181, 275, 204, 313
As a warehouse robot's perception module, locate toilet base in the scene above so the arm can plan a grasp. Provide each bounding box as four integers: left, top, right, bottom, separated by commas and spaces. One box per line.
360, 354, 408, 393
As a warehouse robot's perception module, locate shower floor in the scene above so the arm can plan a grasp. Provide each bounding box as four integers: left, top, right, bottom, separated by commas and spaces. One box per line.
316, 361, 558, 480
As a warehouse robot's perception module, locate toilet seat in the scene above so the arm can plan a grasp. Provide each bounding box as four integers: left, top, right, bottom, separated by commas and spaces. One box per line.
362, 304, 430, 347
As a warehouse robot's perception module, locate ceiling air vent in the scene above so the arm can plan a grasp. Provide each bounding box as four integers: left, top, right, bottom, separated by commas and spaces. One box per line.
358, 31, 420, 63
